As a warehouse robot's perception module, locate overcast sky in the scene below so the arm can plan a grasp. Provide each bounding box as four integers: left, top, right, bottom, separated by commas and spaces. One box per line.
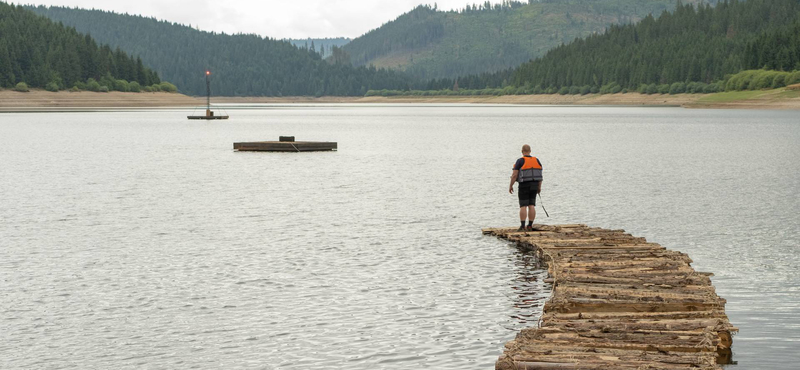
23, 0, 501, 39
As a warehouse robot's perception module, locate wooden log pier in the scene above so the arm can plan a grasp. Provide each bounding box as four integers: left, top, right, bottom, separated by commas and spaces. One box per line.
483, 224, 737, 370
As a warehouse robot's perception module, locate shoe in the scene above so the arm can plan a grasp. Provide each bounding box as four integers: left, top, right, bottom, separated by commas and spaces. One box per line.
526, 226, 533, 231
517, 226, 525, 232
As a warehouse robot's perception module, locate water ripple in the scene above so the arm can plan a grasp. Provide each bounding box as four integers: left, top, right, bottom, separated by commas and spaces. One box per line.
1, 106, 798, 369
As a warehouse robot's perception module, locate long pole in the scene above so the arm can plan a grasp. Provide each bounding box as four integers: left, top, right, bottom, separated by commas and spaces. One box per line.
539, 193, 549, 217
206, 72, 210, 112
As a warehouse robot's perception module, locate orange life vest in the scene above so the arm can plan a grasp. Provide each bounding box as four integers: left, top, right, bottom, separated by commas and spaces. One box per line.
517, 156, 543, 183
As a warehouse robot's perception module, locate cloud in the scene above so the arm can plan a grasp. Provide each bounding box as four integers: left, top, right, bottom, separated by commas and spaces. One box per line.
24, 0, 501, 39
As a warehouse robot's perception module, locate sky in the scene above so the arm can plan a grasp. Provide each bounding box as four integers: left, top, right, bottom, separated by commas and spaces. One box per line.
22, 0, 504, 39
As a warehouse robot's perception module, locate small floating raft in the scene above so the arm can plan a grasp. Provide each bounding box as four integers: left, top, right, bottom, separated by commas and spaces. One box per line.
188, 109, 228, 120
483, 224, 737, 370
234, 136, 337, 152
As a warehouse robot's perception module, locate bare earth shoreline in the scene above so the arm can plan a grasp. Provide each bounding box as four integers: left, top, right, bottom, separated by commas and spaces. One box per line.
2, 89, 800, 110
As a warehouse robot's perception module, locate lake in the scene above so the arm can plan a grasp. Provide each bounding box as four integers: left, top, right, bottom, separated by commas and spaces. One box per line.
1, 105, 798, 369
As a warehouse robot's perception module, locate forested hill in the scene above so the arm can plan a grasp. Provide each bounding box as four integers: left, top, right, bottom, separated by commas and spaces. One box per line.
507, 0, 800, 91
286, 37, 351, 58
745, 19, 800, 72
0, 2, 160, 90
27, 6, 411, 96
342, 0, 719, 80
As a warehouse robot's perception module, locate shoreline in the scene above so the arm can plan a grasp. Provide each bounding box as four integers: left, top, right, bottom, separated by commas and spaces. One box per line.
0, 90, 201, 111
2, 88, 799, 111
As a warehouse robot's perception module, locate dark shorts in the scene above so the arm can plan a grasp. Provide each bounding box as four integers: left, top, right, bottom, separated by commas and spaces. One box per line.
518, 181, 540, 207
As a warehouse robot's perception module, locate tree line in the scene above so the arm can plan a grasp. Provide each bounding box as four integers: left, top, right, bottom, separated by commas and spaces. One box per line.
508, 0, 800, 91
367, 68, 800, 97
19, 0, 798, 98
286, 37, 351, 59
0, 3, 161, 91
744, 20, 800, 72
417, 0, 800, 94
342, 0, 716, 80
27, 5, 414, 96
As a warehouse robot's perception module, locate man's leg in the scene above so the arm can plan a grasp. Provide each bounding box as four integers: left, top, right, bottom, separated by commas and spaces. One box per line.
518, 183, 530, 231
527, 205, 536, 229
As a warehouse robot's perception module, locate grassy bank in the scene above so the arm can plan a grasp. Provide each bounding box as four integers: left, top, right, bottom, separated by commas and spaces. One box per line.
692, 87, 800, 108
367, 69, 800, 100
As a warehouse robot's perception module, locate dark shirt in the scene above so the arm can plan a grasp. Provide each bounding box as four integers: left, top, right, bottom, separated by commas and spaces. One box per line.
513, 155, 542, 171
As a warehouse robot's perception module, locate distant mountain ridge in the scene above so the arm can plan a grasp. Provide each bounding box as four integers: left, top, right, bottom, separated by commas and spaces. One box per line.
405, 0, 800, 96
26, 6, 410, 96
343, 0, 719, 79
285, 37, 351, 58
509, 0, 800, 90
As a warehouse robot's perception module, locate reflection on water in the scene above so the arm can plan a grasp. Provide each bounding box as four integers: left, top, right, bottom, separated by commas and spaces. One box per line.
507, 249, 552, 329
1, 105, 798, 369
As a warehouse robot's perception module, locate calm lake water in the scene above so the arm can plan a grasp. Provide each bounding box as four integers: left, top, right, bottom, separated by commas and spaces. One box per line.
1, 105, 798, 369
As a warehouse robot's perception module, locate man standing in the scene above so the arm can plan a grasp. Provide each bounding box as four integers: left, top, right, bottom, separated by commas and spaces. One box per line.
509, 145, 543, 231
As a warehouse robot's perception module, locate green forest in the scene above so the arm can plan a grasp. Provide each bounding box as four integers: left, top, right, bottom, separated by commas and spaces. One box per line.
343, 0, 718, 80
745, 20, 800, 72
401, 0, 800, 96
14, 0, 800, 98
27, 5, 413, 96
0, 2, 162, 91
286, 37, 351, 59
508, 0, 800, 92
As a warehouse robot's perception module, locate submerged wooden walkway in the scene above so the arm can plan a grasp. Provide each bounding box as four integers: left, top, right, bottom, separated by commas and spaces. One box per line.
483, 224, 737, 370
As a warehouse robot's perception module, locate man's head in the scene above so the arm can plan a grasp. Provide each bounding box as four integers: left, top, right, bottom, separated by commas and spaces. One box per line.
521, 144, 531, 155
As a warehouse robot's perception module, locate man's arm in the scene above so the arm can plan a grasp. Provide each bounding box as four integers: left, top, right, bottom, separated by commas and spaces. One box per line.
537, 158, 543, 194
509, 170, 519, 194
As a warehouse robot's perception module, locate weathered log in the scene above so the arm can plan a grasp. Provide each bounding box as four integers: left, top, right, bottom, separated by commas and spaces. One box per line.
487, 224, 736, 370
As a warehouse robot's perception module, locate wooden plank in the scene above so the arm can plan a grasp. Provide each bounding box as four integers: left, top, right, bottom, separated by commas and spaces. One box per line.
487, 224, 736, 370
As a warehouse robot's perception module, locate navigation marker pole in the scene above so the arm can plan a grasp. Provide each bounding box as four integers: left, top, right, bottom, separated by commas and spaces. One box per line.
187, 70, 228, 120
205, 70, 211, 117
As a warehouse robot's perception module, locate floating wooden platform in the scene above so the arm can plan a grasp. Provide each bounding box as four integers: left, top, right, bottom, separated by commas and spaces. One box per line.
187, 115, 229, 120
188, 109, 228, 120
233, 140, 337, 152
483, 224, 737, 370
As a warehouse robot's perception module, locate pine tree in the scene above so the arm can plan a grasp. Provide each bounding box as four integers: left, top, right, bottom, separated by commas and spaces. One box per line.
0, 2, 162, 89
